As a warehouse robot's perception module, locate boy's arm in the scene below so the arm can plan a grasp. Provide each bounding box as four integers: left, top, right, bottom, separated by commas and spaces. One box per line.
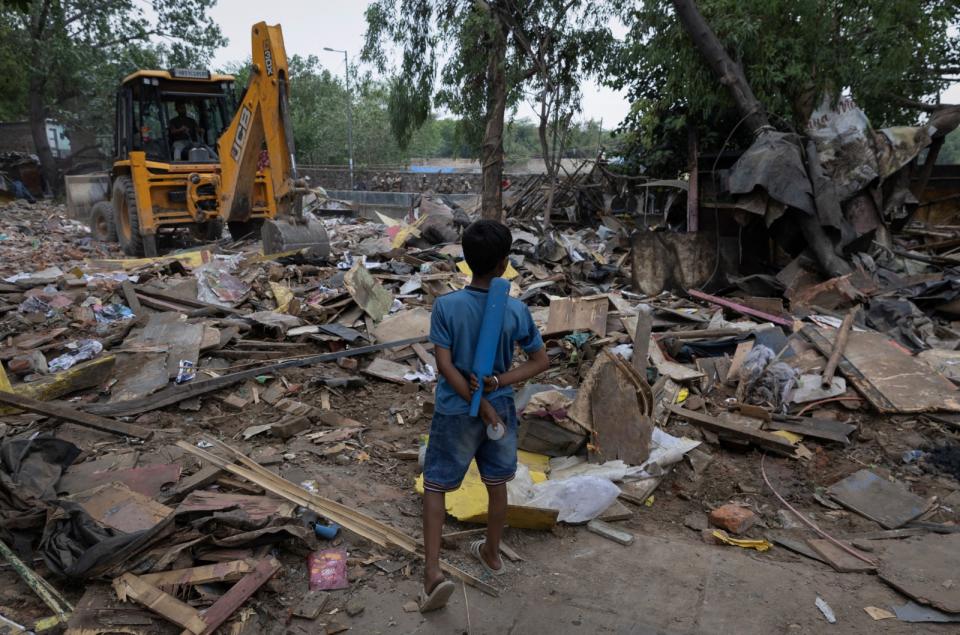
491, 347, 549, 388
435, 346, 503, 425
471, 346, 549, 392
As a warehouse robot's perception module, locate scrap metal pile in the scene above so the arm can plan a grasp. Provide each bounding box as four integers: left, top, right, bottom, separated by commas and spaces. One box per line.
1, 184, 959, 631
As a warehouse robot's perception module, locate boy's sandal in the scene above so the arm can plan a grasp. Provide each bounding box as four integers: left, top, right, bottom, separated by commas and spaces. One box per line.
418, 579, 455, 613
469, 539, 507, 576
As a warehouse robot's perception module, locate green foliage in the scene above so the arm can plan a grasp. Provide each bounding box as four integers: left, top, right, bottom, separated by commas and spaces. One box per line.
0, 0, 224, 154
610, 0, 960, 174
362, 0, 614, 158
221, 53, 607, 167
938, 129, 960, 165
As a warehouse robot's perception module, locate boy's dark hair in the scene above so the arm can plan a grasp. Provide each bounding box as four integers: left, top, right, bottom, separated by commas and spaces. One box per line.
462, 220, 511, 276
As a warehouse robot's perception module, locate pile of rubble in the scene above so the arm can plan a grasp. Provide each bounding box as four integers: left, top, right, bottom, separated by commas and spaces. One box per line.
1, 192, 959, 632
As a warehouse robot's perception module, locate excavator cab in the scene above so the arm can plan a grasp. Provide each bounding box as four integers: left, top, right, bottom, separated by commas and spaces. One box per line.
117, 72, 230, 164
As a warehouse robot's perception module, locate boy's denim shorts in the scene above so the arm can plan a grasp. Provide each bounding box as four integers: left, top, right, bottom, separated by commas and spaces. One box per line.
422, 395, 518, 493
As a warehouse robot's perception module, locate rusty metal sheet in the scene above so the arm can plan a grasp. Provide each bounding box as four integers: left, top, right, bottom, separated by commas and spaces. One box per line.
57, 464, 181, 498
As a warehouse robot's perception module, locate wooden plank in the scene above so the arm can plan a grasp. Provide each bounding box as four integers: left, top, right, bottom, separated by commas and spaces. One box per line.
0, 355, 116, 416
362, 357, 411, 384
589, 357, 652, 465
196, 558, 280, 635
632, 307, 652, 373
0, 390, 152, 440
120, 280, 142, 317
141, 313, 203, 379
587, 519, 635, 545
112, 573, 207, 634
411, 342, 436, 368
765, 415, 855, 445
649, 337, 703, 382
159, 465, 223, 504
136, 287, 241, 315
544, 296, 609, 336
668, 404, 796, 455
138, 560, 254, 588
71, 483, 173, 533
806, 538, 876, 573
726, 341, 754, 384
802, 326, 960, 413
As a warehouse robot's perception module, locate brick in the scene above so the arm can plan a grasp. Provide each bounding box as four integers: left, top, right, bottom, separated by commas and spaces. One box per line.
271, 415, 311, 440
336, 357, 358, 371
219, 393, 249, 411
708, 504, 756, 534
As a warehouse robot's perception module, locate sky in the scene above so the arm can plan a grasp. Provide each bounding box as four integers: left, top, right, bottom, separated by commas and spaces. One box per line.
205, 0, 632, 128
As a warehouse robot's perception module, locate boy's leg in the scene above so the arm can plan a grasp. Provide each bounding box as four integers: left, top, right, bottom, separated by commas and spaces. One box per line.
481, 483, 506, 570
422, 490, 446, 592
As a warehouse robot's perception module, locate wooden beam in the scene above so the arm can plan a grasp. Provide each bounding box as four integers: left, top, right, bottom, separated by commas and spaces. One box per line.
668, 404, 796, 455
138, 560, 254, 588
197, 558, 280, 635
112, 573, 207, 634
0, 391, 152, 440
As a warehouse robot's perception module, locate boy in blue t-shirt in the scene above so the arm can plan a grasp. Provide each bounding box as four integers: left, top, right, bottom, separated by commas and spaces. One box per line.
418, 220, 549, 612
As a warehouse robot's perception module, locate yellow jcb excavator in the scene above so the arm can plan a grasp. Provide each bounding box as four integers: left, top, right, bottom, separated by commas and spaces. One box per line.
73, 22, 331, 257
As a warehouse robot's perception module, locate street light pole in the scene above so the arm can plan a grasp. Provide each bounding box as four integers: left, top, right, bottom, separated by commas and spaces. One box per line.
324, 47, 354, 190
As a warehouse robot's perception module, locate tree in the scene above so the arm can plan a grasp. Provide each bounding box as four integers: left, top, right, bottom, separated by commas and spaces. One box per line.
363, 0, 613, 219
609, 0, 960, 174
0, 1, 224, 193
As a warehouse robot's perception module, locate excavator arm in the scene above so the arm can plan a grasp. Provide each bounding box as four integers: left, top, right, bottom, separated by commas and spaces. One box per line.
217, 21, 299, 224
217, 21, 329, 255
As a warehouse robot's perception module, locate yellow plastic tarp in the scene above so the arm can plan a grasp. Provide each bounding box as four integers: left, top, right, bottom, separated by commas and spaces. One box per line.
269, 282, 294, 313
415, 449, 552, 528
456, 260, 519, 281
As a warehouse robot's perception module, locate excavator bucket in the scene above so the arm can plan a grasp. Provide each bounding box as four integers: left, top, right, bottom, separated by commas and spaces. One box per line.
261, 219, 331, 257
64, 173, 110, 226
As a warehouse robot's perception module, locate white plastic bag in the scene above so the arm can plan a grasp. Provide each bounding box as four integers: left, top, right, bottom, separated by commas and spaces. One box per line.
524, 476, 620, 524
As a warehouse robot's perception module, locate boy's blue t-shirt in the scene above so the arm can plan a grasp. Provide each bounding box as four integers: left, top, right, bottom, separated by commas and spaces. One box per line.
429, 286, 544, 415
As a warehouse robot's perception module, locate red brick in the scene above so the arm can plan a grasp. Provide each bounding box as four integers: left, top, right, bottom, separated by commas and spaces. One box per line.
708, 504, 756, 534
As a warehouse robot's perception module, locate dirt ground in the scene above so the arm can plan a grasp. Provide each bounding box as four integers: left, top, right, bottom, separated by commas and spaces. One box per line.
2, 285, 958, 633
7, 370, 951, 635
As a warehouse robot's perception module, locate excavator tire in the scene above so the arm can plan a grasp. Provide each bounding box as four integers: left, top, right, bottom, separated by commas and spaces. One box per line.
261, 219, 330, 258
112, 176, 145, 257
90, 201, 117, 243
227, 219, 264, 242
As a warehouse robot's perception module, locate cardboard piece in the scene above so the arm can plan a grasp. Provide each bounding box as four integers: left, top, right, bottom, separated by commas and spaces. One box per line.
544, 295, 609, 336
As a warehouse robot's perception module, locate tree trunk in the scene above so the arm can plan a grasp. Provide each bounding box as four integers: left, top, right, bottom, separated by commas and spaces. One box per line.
537, 89, 556, 226
670, 0, 769, 134
480, 17, 507, 220
913, 135, 944, 199
28, 75, 59, 197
